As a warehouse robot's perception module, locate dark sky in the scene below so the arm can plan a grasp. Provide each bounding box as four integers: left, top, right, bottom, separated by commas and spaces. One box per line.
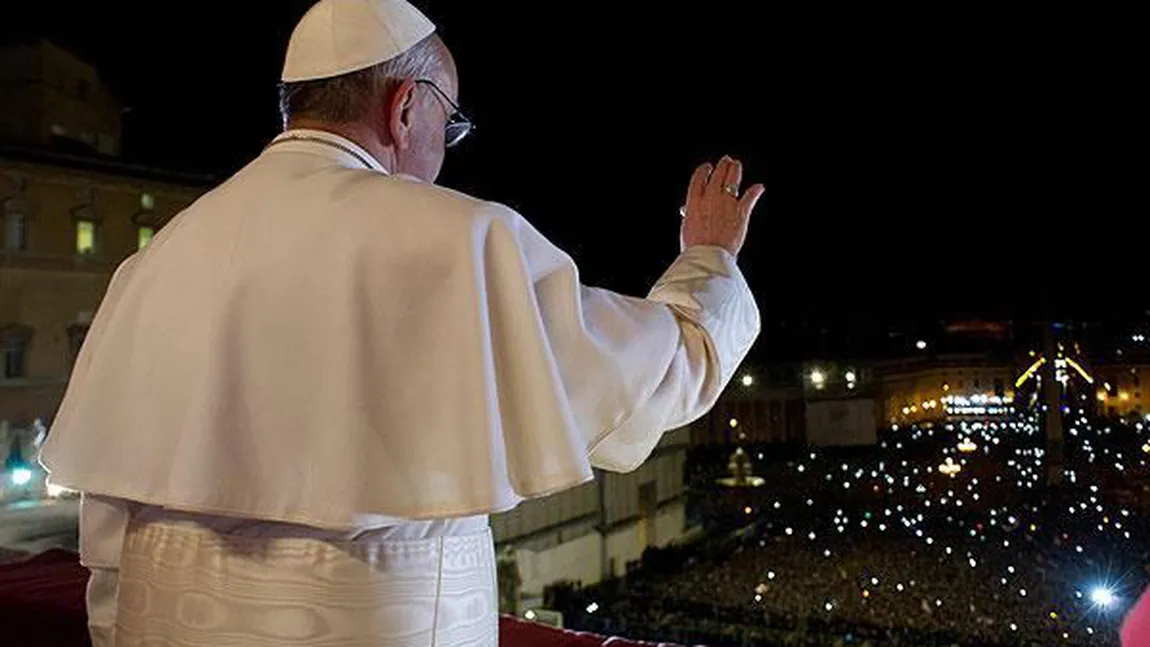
5, 2, 1146, 345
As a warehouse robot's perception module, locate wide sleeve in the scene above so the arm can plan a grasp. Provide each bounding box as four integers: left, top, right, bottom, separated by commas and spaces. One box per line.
490, 205, 760, 474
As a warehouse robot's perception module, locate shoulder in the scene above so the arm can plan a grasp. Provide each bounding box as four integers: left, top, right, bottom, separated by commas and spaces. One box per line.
348, 173, 534, 235
343, 174, 571, 273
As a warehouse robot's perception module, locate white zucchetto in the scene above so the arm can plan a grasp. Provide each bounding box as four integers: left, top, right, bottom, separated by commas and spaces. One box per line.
282, 0, 436, 82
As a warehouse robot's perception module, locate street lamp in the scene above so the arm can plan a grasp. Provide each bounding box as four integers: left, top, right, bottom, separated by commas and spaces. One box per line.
741, 374, 754, 387
810, 369, 826, 390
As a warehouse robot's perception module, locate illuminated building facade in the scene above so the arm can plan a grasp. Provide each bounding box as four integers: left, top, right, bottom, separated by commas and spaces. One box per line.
690, 365, 804, 446
876, 354, 1015, 426
1092, 364, 1150, 418
0, 41, 207, 466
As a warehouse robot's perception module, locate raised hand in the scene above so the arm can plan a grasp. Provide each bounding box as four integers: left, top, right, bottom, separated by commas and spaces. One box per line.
680, 156, 765, 257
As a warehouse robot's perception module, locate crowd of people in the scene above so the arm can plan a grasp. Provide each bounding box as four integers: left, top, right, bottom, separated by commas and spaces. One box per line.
547, 409, 1149, 646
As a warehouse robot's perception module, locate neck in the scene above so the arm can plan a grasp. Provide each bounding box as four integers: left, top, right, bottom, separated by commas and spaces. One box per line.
287, 118, 396, 173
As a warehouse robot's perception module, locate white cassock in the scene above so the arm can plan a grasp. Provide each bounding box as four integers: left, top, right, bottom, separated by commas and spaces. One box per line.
40, 129, 759, 646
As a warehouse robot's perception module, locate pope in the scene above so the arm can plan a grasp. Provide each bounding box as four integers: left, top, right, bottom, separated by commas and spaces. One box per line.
39, 1, 765, 645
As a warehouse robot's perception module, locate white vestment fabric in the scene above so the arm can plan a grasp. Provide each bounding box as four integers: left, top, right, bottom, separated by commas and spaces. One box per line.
41, 129, 760, 530
43, 128, 758, 645
83, 496, 496, 647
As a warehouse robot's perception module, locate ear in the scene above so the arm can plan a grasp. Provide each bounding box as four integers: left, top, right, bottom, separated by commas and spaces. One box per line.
388, 79, 417, 150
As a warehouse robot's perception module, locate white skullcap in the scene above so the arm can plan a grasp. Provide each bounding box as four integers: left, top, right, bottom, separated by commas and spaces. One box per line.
282, 0, 436, 82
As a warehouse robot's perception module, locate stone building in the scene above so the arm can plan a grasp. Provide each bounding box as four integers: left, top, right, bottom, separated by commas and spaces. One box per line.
0, 40, 208, 438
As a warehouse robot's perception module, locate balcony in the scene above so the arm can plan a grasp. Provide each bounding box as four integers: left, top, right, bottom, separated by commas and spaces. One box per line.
0, 548, 692, 647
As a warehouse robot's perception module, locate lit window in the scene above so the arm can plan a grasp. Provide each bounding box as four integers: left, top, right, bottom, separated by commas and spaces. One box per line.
76, 220, 97, 256
138, 226, 154, 250
140, 193, 155, 210
4, 212, 27, 251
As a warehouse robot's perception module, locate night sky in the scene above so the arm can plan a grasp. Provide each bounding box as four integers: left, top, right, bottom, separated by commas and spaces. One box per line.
4, 3, 1145, 350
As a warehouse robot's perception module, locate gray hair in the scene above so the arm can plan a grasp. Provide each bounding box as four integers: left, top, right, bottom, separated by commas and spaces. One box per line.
278, 35, 443, 127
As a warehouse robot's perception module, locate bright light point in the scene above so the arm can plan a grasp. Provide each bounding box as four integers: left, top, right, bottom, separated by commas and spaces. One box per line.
1019, 588, 1027, 597
896, 583, 904, 592
825, 601, 834, 611
768, 571, 776, 580
46, 482, 72, 497
525, 609, 537, 620
785, 527, 793, 536
844, 370, 857, 383
741, 373, 754, 387
744, 506, 752, 515
916, 340, 927, 350
754, 594, 762, 602
729, 417, 739, 428
10, 468, 33, 486
1090, 587, 1116, 608
1010, 623, 1018, 632
810, 369, 826, 387
586, 602, 599, 614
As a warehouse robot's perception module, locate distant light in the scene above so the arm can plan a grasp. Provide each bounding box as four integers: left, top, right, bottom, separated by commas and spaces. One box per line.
586, 602, 599, 614
525, 609, 537, 620
844, 370, 857, 383
46, 483, 73, 498
825, 601, 834, 611
1019, 588, 1027, 597
916, 340, 927, 350
810, 369, 826, 388
10, 468, 33, 486
729, 418, 739, 428
785, 527, 793, 536
741, 374, 754, 387
744, 506, 752, 515
1090, 587, 1116, 608
768, 571, 776, 580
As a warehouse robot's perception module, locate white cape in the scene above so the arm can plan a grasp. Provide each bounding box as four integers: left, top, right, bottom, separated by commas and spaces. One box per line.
41, 130, 759, 529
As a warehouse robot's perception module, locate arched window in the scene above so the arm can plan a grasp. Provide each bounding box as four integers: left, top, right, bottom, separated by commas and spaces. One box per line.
1, 323, 34, 379
2, 195, 30, 251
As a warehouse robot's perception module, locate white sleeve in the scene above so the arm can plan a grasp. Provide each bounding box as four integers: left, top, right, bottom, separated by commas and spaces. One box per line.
498, 204, 759, 474
586, 246, 759, 471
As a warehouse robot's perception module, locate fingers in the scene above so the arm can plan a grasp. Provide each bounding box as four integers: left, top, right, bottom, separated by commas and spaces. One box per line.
739, 183, 766, 216
716, 156, 742, 194
686, 162, 712, 211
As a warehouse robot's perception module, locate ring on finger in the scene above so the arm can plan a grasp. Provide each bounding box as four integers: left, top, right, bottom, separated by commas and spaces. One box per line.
723, 183, 739, 197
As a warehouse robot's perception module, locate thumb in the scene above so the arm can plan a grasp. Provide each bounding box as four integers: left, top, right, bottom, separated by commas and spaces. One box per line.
740, 184, 767, 217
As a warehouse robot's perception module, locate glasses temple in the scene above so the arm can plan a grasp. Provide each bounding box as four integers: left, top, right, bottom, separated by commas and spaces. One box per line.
415, 79, 466, 116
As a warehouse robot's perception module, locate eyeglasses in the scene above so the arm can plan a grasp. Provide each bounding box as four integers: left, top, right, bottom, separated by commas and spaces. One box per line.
415, 79, 474, 148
